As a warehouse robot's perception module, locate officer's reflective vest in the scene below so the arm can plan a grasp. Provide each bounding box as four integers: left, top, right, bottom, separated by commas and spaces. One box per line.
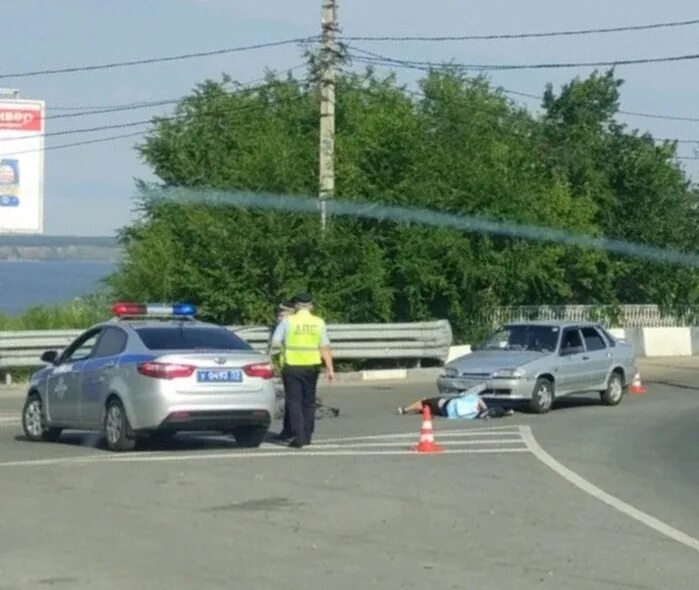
283, 310, 325, 366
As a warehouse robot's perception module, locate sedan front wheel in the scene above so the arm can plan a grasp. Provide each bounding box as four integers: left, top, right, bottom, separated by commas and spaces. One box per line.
529, 378, 554, 414
22, 393, 62, 442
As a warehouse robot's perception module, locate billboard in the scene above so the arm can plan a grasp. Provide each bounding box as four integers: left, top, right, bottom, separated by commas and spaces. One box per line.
0, 99, 44, 234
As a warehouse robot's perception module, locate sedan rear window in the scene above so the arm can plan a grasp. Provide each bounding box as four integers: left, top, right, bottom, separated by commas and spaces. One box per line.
135, 327, 253, 351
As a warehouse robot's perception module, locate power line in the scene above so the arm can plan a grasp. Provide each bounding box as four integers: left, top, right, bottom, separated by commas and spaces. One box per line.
46, 99, 179, 121
348, 48, 699, 126
0, 37, 317, 80
3, 72, 312, 142
617, 109, 699, 123
0, 88, 312, 151
499, 88, 699, 123
0, 131, 146, 157
43, 65, 309, 121
4, 119, 153, 142
347, 46, 699, 71
48, 101, 171, 112
340, 18, 699, 42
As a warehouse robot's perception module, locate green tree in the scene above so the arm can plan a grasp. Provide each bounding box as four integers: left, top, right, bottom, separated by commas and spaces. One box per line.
109, 65, 699, 342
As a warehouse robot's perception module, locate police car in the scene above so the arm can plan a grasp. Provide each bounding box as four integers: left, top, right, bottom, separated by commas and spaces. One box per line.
21, 303, 276, 451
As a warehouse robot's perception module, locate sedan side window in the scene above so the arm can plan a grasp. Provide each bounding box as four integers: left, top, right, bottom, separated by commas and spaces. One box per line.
60, 329, 102, 364
581, 327, 606, 352
92, 328, 127, 358
560, 328, 584, 354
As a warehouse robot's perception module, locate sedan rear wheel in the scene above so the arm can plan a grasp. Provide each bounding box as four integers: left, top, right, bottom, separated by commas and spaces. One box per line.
104, 399, 136, 452
22, 393, 62, 442
600, 372, 625, 406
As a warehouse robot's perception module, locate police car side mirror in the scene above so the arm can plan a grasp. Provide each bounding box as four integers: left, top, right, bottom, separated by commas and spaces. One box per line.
41, 350, 59, 365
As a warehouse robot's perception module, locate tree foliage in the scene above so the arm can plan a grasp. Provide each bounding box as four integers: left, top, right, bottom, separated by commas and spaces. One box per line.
108, 66, 699, 342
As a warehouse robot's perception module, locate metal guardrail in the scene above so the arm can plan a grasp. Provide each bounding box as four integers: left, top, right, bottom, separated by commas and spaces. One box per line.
0, 330, 83, 369
0, 321, 453, 371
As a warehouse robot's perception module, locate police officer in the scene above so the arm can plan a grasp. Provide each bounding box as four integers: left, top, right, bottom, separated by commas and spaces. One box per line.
270, 292, 335, 448
267, 299, 295, 442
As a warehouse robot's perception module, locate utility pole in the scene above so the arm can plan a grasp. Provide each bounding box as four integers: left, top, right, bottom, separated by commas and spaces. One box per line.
319, 0, 338, 233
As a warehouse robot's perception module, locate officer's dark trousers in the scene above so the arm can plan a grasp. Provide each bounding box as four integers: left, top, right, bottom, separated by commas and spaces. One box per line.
279, 372, 292, 437
282, 365, 320, 445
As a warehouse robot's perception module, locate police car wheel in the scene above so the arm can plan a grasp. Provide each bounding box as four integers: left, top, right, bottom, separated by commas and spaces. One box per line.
22, 393, 62, 442
104, 399, 136, 452
232, 425, 268, 448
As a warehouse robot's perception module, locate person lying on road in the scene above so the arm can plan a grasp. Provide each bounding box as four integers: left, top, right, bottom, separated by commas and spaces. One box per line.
397, 384, 513, 419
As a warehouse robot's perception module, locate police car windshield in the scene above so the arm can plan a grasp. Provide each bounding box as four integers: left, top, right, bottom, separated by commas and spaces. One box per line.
135, 327, 253, 351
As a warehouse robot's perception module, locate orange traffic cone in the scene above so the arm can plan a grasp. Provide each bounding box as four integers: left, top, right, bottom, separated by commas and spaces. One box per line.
414, 405, 443, 453
629, 372, 647, 395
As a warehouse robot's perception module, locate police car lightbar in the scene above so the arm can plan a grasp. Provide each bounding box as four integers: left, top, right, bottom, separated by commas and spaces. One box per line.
111, 302, 197, 317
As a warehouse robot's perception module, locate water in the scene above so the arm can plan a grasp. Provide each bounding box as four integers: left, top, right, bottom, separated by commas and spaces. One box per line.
0, 260, 115, 315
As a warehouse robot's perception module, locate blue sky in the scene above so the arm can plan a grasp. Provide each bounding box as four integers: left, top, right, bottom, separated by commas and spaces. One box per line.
4, 0, 699, 235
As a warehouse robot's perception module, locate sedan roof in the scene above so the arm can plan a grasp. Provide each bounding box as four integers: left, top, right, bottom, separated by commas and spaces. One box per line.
504, 320, 604, 328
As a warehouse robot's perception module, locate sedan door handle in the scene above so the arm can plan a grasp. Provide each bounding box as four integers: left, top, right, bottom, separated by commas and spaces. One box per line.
582, 356, 590, 360
104, 361, 117, 369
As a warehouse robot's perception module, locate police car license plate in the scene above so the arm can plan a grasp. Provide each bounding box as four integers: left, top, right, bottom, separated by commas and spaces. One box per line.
197, 369, 242, 383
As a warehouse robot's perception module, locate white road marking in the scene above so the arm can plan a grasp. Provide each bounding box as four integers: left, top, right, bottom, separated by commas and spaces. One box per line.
0, 446, 530, 468
316, 426, 521, 444
0, 426, 529, 468
311, 438, 525, 449
520, 425, 699, 554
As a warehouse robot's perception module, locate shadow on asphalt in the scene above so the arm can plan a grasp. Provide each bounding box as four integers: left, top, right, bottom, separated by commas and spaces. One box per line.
645, 380, 699, 392
487, 395, 602, 414
13, 430, 292, 453
552, 396, 604, 411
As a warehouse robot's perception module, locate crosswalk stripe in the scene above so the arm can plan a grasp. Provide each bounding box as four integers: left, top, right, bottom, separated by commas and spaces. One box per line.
310, 439, 526, 449
315, 428, 521, 444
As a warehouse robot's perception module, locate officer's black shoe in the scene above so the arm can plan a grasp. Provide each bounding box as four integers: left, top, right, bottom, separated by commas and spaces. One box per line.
273, 432, 292, 443
287, 440, 304, 449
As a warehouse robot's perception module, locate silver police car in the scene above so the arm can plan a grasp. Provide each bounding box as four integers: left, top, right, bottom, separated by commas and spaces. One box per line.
437, 321, 637, 413
21, 303, 276, 451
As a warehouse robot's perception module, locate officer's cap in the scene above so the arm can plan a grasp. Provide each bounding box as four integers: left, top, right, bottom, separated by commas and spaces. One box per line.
295, 292, 312, 304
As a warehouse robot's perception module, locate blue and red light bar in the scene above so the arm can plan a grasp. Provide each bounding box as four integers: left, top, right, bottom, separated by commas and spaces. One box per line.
111, 302, 197, 317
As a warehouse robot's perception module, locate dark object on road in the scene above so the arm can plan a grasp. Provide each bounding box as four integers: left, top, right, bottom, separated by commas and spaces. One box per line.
479, 407, 515, 419
315, 401, 340, 419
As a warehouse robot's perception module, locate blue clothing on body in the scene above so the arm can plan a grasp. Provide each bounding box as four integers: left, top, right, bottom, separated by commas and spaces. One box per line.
445, 392, 482, 419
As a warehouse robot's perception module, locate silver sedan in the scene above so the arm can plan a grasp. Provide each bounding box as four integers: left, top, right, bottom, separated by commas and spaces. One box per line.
437, 321, 637, 413
21, 303, 276, 451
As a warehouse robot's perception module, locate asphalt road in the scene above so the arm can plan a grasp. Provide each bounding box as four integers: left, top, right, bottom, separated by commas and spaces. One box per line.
0, 358, 698, 589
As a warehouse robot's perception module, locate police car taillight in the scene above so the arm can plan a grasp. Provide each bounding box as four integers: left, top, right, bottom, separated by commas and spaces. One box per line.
242, 363, 274, 380
138, 362, 195, 379
111, 302, 197, 317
